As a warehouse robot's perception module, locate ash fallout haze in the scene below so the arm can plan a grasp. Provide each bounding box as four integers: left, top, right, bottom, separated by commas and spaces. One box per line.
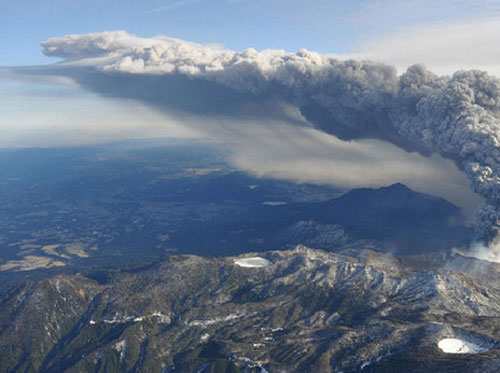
2, 1, 500, 372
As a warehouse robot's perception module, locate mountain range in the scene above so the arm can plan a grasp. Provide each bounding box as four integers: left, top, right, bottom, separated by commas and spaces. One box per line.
2, 246, 500, 372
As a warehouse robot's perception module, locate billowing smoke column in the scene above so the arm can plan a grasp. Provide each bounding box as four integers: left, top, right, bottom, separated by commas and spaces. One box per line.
42, 31, 500, 242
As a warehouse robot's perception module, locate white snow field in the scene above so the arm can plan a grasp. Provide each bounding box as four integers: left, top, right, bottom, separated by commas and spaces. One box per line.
234, 257, 272, 268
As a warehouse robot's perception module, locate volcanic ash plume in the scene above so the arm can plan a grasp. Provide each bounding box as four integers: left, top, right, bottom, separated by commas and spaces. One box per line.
41, 31, 500, 246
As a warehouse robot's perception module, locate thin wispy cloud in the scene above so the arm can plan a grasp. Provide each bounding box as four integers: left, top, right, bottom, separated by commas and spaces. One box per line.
350, 0, 500, 30
148, 0, 206, 13
352, 15, 500, 76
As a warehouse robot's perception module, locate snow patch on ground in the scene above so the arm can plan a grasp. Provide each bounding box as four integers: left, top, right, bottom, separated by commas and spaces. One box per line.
438, 338, 487, 354
90, 311, 171, 325
200, 333, 210, 342
114, 340, 127, 362
189, 313, 242, 327
234, 257, 272, 268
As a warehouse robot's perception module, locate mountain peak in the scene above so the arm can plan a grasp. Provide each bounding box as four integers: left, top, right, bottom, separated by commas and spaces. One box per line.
384, 182, 412, 191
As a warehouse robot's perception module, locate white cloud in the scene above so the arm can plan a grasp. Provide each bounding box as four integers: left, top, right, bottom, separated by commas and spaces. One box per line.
353, 16, 500, 77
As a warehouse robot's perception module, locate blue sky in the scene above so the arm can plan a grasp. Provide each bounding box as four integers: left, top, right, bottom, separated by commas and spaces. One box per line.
2, 0, 500, 66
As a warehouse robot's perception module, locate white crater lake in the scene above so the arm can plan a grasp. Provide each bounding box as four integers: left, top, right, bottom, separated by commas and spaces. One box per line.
234, 257, 272, 268
438, 338, 487, 354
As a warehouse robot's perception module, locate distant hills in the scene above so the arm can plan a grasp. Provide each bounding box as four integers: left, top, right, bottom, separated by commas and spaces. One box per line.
178, 182, 472, 256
